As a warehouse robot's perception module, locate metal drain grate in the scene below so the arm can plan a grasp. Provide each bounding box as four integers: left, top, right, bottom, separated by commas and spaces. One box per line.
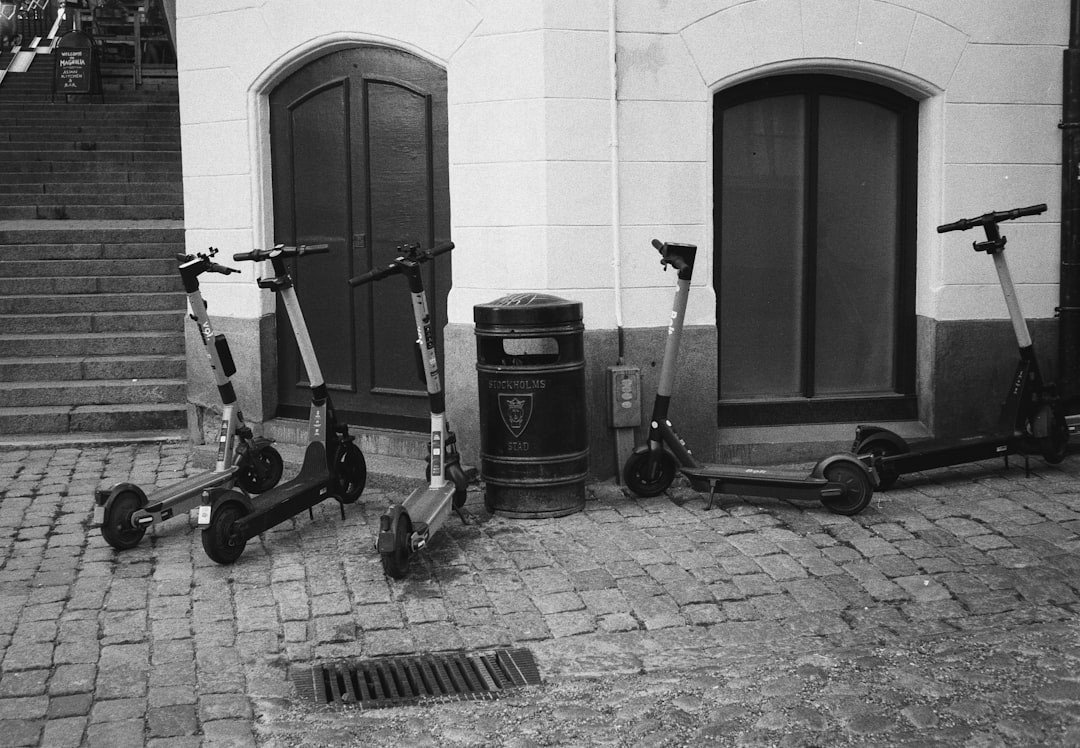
291, 648, 541, 708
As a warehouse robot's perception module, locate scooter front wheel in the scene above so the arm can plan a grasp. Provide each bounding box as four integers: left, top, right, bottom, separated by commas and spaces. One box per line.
201, 496, 248, 565
101, 487, 148, 550
236, 446, 284, 494
623, 450, 677, 497
820, 461, 873, 516
380, 510, 412, 579
336, 442, 367, 504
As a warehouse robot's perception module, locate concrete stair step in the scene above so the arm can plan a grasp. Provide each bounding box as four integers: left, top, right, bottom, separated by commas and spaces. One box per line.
0, 204, 185, 220
0, 181, 183, 194
0, 123, 180, 135
0, 309, 183, 335
1, 192, 183, 206
0, 354, 186, 382
0, 174, 182, 186
258, 418, 429, 490
0, 330, 184, 357
0, 224, 184, 244
0, 242, 183, 260
1, 161, 181, 174
0, 403, 187, 435
0, 257, 178, 277
0, 274, 179, 295
0, 115, 180, 128
0, 104, 180, 117
0, 153, 179, 168
0, 378, 186, 408
0, 140, 181, 152
0, 290, 185, 314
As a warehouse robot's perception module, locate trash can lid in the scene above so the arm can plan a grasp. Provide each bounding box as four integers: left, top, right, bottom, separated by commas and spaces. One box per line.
474, 293, 582, 326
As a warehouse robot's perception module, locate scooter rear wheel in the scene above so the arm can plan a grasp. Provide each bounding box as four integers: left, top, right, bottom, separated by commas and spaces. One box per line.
336, 442, 367, 504
236, 446, 284, 494
1039, 407, 1070, 465
820, 461, 873, 516
201, 497, 248, 565
381, 510, 412, 579
622, 450, 677, 497
101, 488, 148, 550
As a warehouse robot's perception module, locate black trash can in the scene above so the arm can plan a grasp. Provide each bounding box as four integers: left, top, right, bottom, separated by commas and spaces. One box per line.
475, 293, 588, 518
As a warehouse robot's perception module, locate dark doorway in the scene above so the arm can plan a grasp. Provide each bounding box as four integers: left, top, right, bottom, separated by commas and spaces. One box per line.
714, 74, 918, 427
269, 46, 450, 431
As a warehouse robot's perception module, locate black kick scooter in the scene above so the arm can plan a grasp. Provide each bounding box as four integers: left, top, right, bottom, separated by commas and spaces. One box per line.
623, 240, 877, 515
196, 243, 368, 563
94, 247, 285, 550
348, 241, 472, 579
853, 203, 1069, 489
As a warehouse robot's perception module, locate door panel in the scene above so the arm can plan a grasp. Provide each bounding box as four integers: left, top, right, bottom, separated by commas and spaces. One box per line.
269, 47, 450, 430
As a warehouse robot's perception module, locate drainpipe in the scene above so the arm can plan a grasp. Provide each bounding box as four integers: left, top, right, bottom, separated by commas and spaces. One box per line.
606, 0, 640, 480
1059, 0, 1080, 422
608, 0, 623, 360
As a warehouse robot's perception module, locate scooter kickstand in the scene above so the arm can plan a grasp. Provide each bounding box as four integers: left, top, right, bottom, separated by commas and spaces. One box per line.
706, 482, 717, 511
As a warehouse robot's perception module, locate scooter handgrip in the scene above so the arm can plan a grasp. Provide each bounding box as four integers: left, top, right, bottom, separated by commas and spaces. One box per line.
233, 250, 262, 262
294, 243, 330, 256
936, 218, 970, 234
651, 239, 665, 252
1007, 203, 1047, 220
209, 262, 239, 275
430, 241, 455, 257
348, 265, 394, 287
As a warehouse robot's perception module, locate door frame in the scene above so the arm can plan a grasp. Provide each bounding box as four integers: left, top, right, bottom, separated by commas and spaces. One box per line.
246, 37, 452, 425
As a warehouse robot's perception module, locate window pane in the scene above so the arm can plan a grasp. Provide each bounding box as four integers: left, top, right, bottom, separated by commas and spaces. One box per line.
814, 96, 899, 395
720, 96, 805, 399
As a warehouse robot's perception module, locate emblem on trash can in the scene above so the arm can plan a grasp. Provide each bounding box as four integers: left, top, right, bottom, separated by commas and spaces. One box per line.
499, 393, 533, 438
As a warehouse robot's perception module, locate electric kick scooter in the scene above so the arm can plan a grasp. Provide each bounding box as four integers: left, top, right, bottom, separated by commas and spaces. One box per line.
93, 247, 284, 550
196, 243, 368, 564
348, 241, 472, 579
623, 239, 877, 515
853, 203, 1069, 489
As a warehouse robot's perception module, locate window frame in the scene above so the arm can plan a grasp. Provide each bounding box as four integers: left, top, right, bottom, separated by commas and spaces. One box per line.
713, 74, 919, 427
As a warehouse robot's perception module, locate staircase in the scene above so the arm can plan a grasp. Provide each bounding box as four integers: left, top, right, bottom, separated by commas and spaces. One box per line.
0, 43, 187, 440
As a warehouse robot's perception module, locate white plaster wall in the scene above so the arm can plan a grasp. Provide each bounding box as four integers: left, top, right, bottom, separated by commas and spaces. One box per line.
176, 0, 1070, 329
175, 0, 481, 319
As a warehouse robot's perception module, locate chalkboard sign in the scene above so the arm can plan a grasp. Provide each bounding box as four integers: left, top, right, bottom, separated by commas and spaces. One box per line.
53, 30, 97, 97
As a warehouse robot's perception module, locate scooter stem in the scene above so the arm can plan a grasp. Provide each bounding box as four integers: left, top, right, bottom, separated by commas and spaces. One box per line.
278, 287, 326, 392
992, 251, 1034, 350
658, 277, 691, 399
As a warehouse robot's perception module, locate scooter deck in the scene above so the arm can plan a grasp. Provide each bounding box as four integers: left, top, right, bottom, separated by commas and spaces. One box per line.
881, 431, 1013, 473
401, 483, 457, 544
234, 441, 331, 540
680, 464, 834, 501
143, 467, 239, 514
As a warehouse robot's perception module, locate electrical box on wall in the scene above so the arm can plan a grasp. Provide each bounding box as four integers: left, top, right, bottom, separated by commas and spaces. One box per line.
608, 366, 641, 428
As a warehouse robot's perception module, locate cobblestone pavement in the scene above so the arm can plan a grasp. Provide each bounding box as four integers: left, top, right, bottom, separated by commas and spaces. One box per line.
1, 443, 1080, 746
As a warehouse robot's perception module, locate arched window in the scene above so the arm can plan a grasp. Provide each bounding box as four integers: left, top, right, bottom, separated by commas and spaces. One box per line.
714, 74, 918, 426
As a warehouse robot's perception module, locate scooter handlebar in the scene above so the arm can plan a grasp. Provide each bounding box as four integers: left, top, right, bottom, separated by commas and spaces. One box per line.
348, 241, 454, 287
232, 243, 330, 262
176, 251, 239, 276
651, 238, 694, 275
937, 203, 1046, 234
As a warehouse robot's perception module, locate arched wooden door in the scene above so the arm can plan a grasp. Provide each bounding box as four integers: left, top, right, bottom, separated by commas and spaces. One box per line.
269, 46, 450, 431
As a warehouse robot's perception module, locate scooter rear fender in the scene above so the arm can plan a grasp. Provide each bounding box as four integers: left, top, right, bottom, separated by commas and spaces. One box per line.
196, 488, 253, 529
810, 452, 880, 488
852, 425, 910, 455
1031, 404, 1055, 439
95, 481, 146, 508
